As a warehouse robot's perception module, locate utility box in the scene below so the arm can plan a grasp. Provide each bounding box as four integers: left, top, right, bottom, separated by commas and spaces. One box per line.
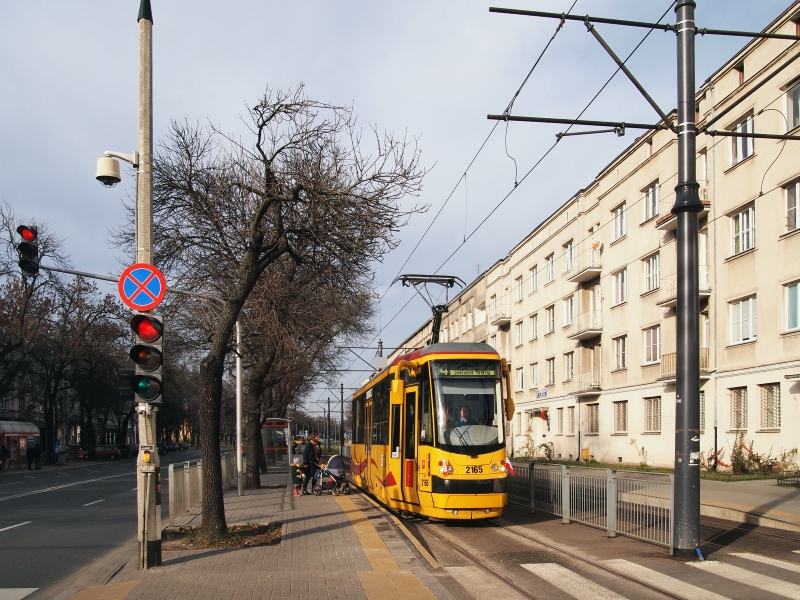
581, 448, 591, 461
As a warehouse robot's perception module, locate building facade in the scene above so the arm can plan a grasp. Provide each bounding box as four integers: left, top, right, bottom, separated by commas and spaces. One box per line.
389, 3, 800, 467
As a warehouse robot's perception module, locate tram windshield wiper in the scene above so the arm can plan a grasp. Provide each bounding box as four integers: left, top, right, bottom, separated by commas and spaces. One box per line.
450, 421, 478, 459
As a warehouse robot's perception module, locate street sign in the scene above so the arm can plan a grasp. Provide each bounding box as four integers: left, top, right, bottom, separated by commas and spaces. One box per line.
536, 389, 548, 399
118, 264, 166, 311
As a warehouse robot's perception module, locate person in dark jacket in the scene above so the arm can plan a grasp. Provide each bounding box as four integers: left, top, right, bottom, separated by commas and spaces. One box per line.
26, 443, 34, 470
34, 443, 42, 469
301, 433, 319, 495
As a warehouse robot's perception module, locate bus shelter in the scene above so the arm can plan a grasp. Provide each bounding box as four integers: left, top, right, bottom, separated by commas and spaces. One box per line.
260, 418, 291, 471
0, 421, 40, 470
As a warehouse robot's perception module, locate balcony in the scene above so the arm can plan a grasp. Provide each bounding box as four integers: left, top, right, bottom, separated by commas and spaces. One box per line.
573, 372, 602, 397
654, 269, 711, 308
490, 303, 511, 327
657, 348, 713, 384
655, 196, 711, 231
567, 255, 602, 283
567, 310, 602, 340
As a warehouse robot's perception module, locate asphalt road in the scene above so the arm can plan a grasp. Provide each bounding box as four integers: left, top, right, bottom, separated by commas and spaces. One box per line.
0, 448, 200, 593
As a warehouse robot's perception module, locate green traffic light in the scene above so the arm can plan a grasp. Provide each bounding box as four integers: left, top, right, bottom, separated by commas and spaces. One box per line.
131, 375, 162, 401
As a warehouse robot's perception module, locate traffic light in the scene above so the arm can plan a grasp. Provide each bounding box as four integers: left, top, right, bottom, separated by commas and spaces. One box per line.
129, 314, 163, 403
16, 225, 39, 277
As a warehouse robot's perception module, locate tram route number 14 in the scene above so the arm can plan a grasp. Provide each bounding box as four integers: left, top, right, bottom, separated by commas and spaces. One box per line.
466, 465, 483, 474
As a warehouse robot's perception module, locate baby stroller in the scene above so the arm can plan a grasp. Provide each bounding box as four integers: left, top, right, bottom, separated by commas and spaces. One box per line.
312, 454, 350, 496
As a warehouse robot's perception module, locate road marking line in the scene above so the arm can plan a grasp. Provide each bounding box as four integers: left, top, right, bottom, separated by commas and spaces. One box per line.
0, 589, 38, 600
83, 499, 105, 506
24, 476, 34, 479
131, 487, 138, 491
689, 560, 800, 599
603, 559, 730, 600
521, 563, 628, 600
730, 552, 800, 574
444, 566, 526, 600
0, 521, 32, 533
0, 482, 20, 488
794, 550, 800, 554
0, 473, 132, 502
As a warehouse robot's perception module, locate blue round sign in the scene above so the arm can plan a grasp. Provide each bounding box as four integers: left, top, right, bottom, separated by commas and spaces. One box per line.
118, 263, 166, 311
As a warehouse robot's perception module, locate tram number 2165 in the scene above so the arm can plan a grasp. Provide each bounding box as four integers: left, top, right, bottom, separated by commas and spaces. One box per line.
466, 465, 483, 474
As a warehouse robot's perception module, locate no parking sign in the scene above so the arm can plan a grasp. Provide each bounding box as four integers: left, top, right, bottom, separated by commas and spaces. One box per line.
118, 264, 166, 311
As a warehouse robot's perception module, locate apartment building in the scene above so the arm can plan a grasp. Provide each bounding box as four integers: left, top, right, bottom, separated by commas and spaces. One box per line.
388, 2, 800, 467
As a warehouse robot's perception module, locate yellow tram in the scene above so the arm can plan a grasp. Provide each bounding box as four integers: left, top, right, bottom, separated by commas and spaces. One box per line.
350, 342, 515, 520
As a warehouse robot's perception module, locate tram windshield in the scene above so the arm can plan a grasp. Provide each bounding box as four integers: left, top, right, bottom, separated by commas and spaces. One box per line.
432, 359, 504, 455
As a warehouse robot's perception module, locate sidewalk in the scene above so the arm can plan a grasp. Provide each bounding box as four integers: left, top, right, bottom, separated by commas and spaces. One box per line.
51, 473, 456, 600
701, 478, 800, 532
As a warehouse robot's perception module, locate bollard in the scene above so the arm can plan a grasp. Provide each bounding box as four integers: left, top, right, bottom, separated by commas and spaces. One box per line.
606, 469, 617, 537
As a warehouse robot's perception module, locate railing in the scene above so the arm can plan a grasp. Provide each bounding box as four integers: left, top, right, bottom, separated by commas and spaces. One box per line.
490, 303, 512, 327
567, 310, 602, 339
508, 463, 674, 550
655, 269, 711, 306
659, 348, 710, 380
572, 372, 601, 395
168, 452, 245, 526
777, 471, 800, 487
567, 255, 602, 282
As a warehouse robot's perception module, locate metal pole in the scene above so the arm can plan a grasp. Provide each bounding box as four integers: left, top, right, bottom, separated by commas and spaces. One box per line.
340, 383, 344, 452
135, 0, 160, 571
327, 398, 331, 452
236, 320, 243, 496
673, 0, 702, 559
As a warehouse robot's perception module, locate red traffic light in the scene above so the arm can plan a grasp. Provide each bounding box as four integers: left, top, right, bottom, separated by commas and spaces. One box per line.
130, 315, 162, 343
17, 225, 37, 242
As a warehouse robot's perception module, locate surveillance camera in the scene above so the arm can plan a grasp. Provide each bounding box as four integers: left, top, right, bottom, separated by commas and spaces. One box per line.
96, 156, 121, 188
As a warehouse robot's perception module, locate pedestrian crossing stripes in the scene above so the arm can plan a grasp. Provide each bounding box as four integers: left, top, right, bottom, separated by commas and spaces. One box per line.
445, 552, 800, 600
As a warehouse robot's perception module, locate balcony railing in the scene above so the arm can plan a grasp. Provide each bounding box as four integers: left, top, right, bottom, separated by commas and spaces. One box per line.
567, 255, 602, 283
567, 310, 602, 340
657, 348, 712, 382
573, 372, 602, 396
655, 196, 711, 231
490, 303, 512, 327
654, 269, 711, 307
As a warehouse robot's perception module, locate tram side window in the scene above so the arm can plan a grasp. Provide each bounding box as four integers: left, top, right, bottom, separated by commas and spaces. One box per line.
373, 380, 390, 446
419, 365, 434, 446
353, 394, 365, 444
390, 404, 401, 457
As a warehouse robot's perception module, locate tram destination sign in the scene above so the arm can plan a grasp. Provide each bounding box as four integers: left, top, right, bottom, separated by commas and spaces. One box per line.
434, 364, 497, 377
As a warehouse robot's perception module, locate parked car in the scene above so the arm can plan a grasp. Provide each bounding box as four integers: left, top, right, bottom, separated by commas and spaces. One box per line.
126, 444, 139, 457
178, 442, 189, 450
94, 445, 120, 460
157, 442, 169, 455
168, 442, 179, 452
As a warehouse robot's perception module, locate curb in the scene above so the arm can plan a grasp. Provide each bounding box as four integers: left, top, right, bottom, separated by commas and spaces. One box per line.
700, 503, 800, 533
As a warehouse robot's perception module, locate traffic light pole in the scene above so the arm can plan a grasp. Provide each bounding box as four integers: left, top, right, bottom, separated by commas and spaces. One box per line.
672, 0, 703, 559
135, 0, 160, 570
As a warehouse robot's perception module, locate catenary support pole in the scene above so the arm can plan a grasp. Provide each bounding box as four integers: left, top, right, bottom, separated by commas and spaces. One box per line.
327, 398, 331, 452
236, 320, 243, 496
673, 0, 703, 559
340, 383, 345, 452
135, 0, 160, 570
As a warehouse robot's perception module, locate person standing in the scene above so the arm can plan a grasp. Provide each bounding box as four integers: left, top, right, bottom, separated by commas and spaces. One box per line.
301, 433, 316, 495
34, 442, 42, 470
26, 443, 33, 470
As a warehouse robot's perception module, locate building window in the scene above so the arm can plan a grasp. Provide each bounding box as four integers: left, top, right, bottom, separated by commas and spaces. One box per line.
453, 319, 459, 339
613, 335, 627, 370
546, 254, 555, 283
557, 407, 564, 434
643, 253, 660, 293
643, 181, 659, 222
613, 203, 627, 240
759, 383, 781, 429
564, 352, 574, 382
568, 406, 575, 434
530, 266, 538, 293
516, 367, 524, 391
546, 305, 555, 334
564, 295, 574, 326
731, 205, 755, 255
731, 114, 754, 165
515, 413, 522, 436
612, 269, 627, 305
546, 358, 555, 385
644, 397, 661, 433
516, 321, 524, 347
787, 282, 799, 331
613, 401, 628, 433
516, 276, 523, 301
467, 311, 473, 331
787, 182, 799, 233
730, 387, 748, 429
587, 404, 599, 434
699, 391, 706, 432
563, 240, 573, 273
789, 79, 800, 131
490, 294, 497, 317
490, 334, 497, 349
730, 296, 757, 344
643, 325, 661, 364
530, 314, 538, 340
530, 363, 539, 388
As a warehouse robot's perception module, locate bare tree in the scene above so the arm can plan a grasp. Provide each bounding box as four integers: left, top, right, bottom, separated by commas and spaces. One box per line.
113, 86, 426, 536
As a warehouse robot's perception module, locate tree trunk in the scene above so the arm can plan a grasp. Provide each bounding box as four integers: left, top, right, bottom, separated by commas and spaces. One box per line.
244, 415, 261, 489
199, 352, 227, 537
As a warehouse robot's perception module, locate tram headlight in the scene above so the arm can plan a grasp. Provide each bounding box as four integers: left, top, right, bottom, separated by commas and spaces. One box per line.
491, 463, 499, 472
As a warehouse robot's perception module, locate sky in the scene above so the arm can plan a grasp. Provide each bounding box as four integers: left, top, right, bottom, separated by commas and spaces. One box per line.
1, 0, 794, 416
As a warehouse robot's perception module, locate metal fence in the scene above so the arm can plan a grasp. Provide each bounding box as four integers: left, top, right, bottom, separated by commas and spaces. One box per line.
168, 452, 244, 526
509, 463, 674, 551
778, 471, 800, 487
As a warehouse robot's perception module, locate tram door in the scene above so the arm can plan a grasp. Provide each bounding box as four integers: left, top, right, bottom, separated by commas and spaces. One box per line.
403, 389, 419, 504
365, 401, 373, 489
